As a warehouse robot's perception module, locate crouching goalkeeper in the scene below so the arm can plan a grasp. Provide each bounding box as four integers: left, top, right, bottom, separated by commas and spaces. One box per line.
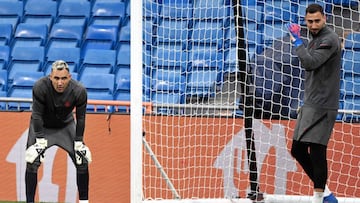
25, 60, 92, 203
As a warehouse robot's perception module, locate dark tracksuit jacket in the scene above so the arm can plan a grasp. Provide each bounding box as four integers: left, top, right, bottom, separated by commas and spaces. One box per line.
293, 25, 342, 145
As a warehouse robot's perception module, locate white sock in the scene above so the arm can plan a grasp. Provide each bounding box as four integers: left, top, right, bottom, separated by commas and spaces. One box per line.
324, 185, 331, 197
79, 200, 89, 203
313, 191, 323, 203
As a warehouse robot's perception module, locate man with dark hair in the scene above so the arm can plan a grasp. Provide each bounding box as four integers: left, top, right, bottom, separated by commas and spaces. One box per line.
25, 60, 91, 203
286, 3, 341, 203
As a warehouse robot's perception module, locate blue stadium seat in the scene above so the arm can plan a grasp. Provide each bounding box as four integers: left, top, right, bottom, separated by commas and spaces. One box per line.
0, 45, 10, 69
8, 71, 44, 95
0, 24, 13, 46
186, 67, 219, 97
143, 0, 161, 19
116, 43, 130, 71
0, 0, 23, 30
80, 73, 115, 111
151, 92, 185, 114
264, 1, 292, 22
193, 0, 226, 19
56, 0, 90, 28
156, 18, 189, 47
143, 17, 154, 46
152, 69, 186, 93
119, 18, 131, 44
189, 44, 223, 70
223, 47, 238, 74
8, 46, 44, 81
23, 0, 57, 29
7, 71, 44, 109
90, 1, 126, 26
342, 51, 360, 75
191, 20, 224, 48
344, 33, 360, 50
47, 23, 84, 49
153, 43, 188, 71
115, 67, 130, 92
160, 2, 192, 19
0, 69, 7, 92
7, 71, 44, 110
82, 24, 118, 56
79, 49, 116, 77
11, 23, 48, 48
44, 47, 81, 75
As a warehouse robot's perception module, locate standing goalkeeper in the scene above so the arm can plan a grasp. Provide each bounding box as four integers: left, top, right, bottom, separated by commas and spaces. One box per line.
286, 4, 341, 203
25, 60, 91, 203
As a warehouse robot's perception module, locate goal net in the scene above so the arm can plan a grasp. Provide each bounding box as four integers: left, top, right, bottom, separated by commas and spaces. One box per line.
139, 0, 360, 202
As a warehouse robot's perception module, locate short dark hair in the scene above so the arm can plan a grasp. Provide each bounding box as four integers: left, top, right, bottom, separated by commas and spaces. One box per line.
306, 3, 324, 15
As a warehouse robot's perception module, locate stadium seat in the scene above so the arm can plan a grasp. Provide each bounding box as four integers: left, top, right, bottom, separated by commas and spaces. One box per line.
189, 44, 223, 70
153, 43, 188, 71
151, 92, 185, 114
44, 47, 81, 75
0, 45, 10, 69
8, 71, 44, 95
0, 24, 13, 46
7, 71, 44, 110
56, 0, 90, 28
115, 66, 130, 92
191, 20, 224, 48
119, 18, 131, 44
223, 47, 238, 74
143, 18, 153, 46
143, 0, 161, 19
79, 49, 116, 77
160, 2, 192, 19
11, 23, 48, 48
80, 73, 115, 111
23, 0, 57, 29
82, 24, 118, 56
344, 33, 360, 50
193, 0, 226, 19
7, 46, 45, 81
186, 67, 219, 97
264, 1, 292, 22
152, 69, 186, 93
0, 69, 7, 92
0, 0, 23, 30
47, 23, 84, 49
156, 18, 189, 47
342, 51, 360, 75
116, 43, 130, 71
90, 1, 126, 26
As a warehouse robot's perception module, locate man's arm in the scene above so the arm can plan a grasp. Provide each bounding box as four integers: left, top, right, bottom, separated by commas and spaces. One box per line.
31, 81, 46, 138
295, 37, 339, 71
75, 87, 87, 141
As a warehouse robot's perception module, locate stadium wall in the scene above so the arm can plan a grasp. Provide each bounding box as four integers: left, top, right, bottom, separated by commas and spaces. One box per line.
0, 112, 359, 202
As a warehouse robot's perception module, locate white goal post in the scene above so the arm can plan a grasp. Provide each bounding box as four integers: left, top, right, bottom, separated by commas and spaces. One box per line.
131, 0, 360, 202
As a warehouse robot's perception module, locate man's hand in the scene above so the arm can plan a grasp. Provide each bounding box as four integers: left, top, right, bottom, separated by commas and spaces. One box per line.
25, 138, 47, 163
74, 141, 92, 165
285, 23, 303, 47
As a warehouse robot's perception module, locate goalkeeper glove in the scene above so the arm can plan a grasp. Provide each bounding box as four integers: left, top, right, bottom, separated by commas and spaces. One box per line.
25, 138, 47, 163
285, 23, 303, 47
74, 141, 92, 165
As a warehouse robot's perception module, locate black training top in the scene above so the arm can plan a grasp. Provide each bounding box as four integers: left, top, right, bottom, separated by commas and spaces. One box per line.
296, 25, 341, 110
31, 77, 87, 140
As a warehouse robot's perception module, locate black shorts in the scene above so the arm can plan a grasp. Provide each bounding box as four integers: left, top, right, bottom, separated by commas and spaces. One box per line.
293, 106, 337, 146
27, 120, 77, 165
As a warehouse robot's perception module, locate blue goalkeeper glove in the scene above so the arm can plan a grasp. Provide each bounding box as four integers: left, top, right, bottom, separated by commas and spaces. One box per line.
285, 23, 303, 47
